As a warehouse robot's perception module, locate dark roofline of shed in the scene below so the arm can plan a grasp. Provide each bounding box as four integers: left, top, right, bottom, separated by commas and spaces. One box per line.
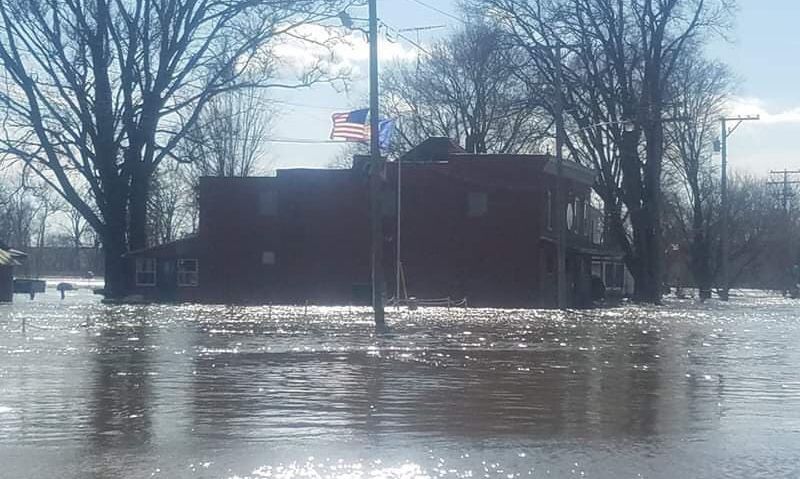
125, 236, 199, 258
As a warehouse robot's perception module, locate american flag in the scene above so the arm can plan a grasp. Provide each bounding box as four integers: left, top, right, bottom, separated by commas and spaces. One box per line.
330, 108, 369, 142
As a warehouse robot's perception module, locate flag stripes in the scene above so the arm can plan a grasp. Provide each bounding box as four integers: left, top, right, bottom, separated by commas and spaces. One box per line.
331, 109, 369, 142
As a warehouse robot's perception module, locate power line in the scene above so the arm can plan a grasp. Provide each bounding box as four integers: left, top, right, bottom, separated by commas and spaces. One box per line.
404, 0, 464, 24
271, 100, 343, 111
254, 138, 350, 145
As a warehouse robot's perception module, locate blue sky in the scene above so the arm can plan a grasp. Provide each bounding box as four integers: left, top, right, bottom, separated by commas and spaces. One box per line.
267, 0, 798, 176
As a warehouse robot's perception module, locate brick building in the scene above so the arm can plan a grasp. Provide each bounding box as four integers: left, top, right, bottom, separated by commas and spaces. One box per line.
127, 138, 622, 307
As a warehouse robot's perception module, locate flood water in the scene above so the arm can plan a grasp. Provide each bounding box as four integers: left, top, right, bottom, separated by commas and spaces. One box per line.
1, 289, 800, 478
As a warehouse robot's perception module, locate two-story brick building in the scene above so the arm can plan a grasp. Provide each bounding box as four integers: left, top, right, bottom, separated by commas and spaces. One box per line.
127, 138, 623, 307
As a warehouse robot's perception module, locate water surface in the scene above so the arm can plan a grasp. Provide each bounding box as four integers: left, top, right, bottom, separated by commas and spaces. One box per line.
1, 290, 799, 478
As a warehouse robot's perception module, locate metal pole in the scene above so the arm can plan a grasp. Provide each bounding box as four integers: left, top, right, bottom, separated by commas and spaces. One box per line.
395, 154, 402, 309
369, 0, 386, 329
554, 44, 568, 309
719, 115, 758, 301
719, 118, 729, 301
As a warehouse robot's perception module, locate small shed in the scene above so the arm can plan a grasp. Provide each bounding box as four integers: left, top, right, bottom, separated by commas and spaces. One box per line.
0, 245, 26, 302
125, 236, 202, 302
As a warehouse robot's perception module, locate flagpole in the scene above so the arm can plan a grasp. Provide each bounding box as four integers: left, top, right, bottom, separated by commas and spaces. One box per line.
368, 0, 386, 330
395, 153, 403, 309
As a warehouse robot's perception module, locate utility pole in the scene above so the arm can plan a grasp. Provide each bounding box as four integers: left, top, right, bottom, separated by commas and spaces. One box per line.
767, 170, 800, 213
718, 115, 759, 301
553, 44, 568, 309
395, 147, 403, 308
767, 170, 800, 296
368, 0, 386, 330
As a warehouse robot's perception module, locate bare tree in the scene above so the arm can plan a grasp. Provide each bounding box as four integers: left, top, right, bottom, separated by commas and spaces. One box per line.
29, 183, 63, 276
147, 162, 194, 245
0, 0, 352, 297
381, 22, 548, 155
664, 56, 733, 298
476, 0, 734, 302
0, 174, 35, 248
180, 86, 274, 178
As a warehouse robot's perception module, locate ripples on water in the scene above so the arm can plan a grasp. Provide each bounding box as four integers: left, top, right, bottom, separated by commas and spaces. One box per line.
1, 290, 800, 478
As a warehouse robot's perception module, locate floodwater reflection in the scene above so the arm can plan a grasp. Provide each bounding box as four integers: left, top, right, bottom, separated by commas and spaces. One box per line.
1, 291, 800, 478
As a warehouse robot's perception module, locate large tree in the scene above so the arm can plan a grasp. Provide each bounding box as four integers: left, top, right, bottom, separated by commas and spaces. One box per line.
476, 0, 733, 302
0, 0, 350, 296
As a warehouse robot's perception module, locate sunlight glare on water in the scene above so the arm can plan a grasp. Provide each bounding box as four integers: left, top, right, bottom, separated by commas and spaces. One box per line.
1, 289, 800, 478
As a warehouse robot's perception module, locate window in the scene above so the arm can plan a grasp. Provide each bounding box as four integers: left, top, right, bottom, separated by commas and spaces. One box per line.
615, 263, 626, 288
576, 197, 586, 236
258, 191, 278, 216
135, 258, 156, 287
177, 259, 199, 287
592, 261, 602, 277
262, 251, 276, 265
546, 190, 553, 230
566, 201, 575, 231
467, 192, 488, 217
604, 262, 614, 288
584, 201, 592, 237
543, 245, 556, 274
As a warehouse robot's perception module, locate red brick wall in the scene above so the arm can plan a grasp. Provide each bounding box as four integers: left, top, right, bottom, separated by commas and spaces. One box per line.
196, 157, 593, 307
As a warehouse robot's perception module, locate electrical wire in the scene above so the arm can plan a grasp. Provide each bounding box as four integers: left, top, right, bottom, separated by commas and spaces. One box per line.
403, 0, 465, 24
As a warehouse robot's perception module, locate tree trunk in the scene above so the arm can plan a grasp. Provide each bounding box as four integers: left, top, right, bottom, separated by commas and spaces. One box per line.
102, 218, 128, 299
128, 171, 149, 251
101, 183, 130, 298
618, 127, 652, 300
690, 195, 713, 299
640, 119, 664, 304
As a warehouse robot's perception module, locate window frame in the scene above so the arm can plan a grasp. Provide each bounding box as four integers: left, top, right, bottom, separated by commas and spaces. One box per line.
261, 251, 276, 266
467, 191, 489, 218
135, 258, 157, 287
177, 258, 199, 287
258, 190, 278, 216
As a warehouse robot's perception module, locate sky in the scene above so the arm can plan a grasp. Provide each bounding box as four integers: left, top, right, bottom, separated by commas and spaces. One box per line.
266, 0, 799, 177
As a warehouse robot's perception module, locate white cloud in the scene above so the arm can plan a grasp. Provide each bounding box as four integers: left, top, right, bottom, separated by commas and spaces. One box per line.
272, 24, 418, 78
726, 97, 800, 125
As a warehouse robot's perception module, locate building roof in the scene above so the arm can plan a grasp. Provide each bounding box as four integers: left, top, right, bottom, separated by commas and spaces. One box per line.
0, 248, 21, 266
394, 137, 596, 186
399, 137, 467, 163
125, 236, 200, 258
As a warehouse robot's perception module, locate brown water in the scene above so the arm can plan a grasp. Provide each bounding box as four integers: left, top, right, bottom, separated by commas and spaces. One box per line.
1, 290, 799, 478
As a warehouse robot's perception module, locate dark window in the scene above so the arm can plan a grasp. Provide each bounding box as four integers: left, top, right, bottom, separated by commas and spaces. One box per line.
577, 198, 585, 235
615, 264, 626, 288
546, 190, 553, 230
135, 258, 156, 286
467, 192, 488, 217
177, 259, 199, 287
258, 191, 278, 216
262, 251, 276, 265
546, 248, 556, 274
